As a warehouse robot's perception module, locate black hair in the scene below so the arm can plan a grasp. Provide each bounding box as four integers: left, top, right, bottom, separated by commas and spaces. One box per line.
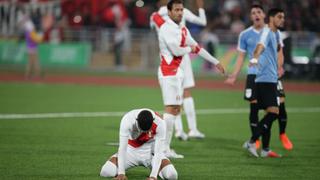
267, 8, 284, 19
136, 110, 154, 131
250, 4, 264, 12
167, 0, 183, 11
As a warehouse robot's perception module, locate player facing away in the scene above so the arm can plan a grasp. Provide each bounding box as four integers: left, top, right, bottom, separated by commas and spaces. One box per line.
157, 0, 225, 158
100, 109, 178, 180
225, 4, 293, 150
150, 0, 207, 141
243, 8, 286, 158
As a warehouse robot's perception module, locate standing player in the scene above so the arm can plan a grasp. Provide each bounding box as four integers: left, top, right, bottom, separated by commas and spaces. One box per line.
100, 108, 178, 180
157, 0, 225, 158
225, 5, 293, 150
151, 0, 207, 140
243, 8, 285, 158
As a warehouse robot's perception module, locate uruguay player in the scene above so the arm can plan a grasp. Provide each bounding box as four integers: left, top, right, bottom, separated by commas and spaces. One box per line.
243, 8, 286, 158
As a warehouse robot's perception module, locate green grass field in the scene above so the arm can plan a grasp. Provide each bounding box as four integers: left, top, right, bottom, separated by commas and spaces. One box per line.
1, 82, 320, 179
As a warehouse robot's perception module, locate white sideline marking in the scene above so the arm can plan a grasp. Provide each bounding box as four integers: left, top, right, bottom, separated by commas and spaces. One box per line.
0, 107, 320, 120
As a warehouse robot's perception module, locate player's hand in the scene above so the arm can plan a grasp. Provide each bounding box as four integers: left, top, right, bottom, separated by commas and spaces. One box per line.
278, 66, 285, 78
215, 63, 225, 75
196, 0, 204, 8
249, 58, 258, 67
146, 177, 157, 180
114, 174, 128, 180
224, 74, 237, 85
191, 45, 198, 53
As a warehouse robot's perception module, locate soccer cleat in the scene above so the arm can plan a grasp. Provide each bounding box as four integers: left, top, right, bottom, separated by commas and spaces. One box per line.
280, 133, 293, 150
243, 140, 259, 157
164, 149, 184, 159
188, 129, 205, 139
261, 149, 282, 158
255, 139, 261, 149
175, 131, 188, 141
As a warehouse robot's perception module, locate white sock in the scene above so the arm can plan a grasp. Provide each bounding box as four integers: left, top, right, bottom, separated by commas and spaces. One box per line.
163, 113, 176, 151
183, 97, 197, 131
159, 164, 178, 180
174, 114, 184, 133
100, 161, 117, 177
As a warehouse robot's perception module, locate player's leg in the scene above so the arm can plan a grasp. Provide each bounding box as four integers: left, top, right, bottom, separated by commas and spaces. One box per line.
277, 80, 293, 150
158, 74, 184, 158
245, 83, 280, 157
182, 57, 205, 138
244, 75, 260, 148
174, 113, 188, 141
100, 150, 138, 177
159, 159, 178, 180
100, 156, 118, 177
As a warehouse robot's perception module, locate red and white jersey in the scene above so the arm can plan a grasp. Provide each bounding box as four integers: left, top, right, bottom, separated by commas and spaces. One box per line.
150, 6, 206, 31
119, 109, 165, 149
158, 18, 199, 76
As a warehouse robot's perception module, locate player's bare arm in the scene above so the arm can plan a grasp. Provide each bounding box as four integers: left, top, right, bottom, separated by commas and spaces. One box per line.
225, 51, 246, 85
250, 44, 264, 66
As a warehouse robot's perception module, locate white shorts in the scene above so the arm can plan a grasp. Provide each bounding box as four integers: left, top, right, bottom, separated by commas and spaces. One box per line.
181, 55, 195, 89
158, 68, 184, 106
111, 144, 168, 170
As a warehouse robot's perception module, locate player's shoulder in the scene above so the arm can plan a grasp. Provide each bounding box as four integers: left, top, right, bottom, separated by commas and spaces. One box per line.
239, 26, 254, 37
158, 6, 168, 16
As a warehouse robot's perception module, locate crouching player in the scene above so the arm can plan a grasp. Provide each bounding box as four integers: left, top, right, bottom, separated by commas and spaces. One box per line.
100, 109, 178, 180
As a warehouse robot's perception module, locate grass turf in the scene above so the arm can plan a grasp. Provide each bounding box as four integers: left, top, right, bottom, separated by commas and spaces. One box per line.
0, 82, 320, 179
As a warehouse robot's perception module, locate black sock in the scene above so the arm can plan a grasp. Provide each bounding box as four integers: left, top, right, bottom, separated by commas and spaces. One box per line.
278, 102, 287, 134
249, 103, 259, 137
251, 113, 278, 149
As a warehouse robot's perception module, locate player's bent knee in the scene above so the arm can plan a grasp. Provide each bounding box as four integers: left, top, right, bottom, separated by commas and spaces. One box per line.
159, 164, 178, 180
100, 161, 117, 178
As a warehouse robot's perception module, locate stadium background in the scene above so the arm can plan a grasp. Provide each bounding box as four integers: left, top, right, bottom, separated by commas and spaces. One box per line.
1, 0, 320, 180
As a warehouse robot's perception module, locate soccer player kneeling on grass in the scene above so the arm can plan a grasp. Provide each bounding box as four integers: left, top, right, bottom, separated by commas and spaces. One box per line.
100, 109, 178, 180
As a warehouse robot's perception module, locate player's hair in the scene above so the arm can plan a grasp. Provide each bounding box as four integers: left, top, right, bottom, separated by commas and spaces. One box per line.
267, 8, 284, 19
250, 4, 264, 12
167, 0, 183, 11
136, 110, 154, 131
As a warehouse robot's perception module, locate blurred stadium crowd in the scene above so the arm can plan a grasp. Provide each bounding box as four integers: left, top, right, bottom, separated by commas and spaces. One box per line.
0, 0, 319, 79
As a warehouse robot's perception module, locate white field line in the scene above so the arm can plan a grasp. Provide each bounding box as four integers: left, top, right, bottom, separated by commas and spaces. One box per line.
0, 107, 320, 120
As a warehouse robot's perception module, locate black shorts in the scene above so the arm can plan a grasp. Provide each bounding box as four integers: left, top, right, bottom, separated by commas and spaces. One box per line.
256, 82, 279, 109
243, 75, 257, 101
277, 80, 286, 98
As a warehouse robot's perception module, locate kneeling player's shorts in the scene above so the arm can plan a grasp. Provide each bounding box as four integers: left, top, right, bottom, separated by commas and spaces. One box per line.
256, 82, 279, 109
111, 144, 168, 170
158, 68, 184, 106
277, 79, 286, 98
244, 74, 257, 101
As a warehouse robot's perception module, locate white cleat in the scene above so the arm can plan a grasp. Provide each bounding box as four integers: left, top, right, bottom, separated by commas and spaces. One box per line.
175, 131, 188, 141
188, 130, 205, 139
164, 149, 184, 159
243, 140, 259, 157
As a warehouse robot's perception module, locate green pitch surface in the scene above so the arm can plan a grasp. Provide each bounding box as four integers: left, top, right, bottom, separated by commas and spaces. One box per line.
1, 82, 320, 179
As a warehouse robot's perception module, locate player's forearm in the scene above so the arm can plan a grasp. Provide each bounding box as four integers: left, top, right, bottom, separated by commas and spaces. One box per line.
197, 8, 207, 26
197, 48, 220, 65
149, 139, 165, 178
169, 44, 192, 57
117, 136, 128, 175
253, 44, 264, 60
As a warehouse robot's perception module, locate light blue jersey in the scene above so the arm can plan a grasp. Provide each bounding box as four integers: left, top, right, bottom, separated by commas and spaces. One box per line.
255, 26, 282, 83
237, 26, 261, 75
